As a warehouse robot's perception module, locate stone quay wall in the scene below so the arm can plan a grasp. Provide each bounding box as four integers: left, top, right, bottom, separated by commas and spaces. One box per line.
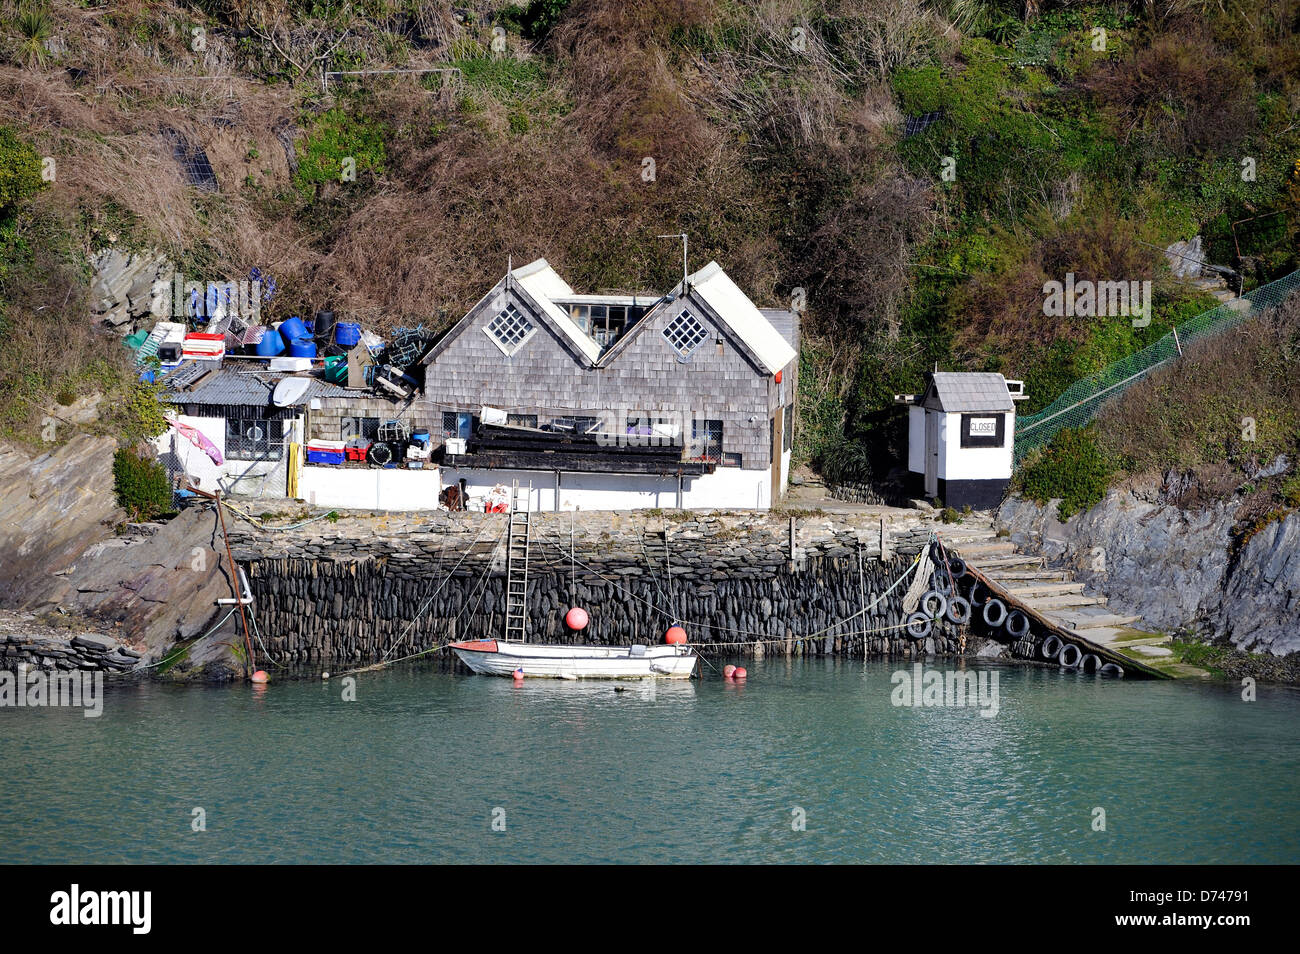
225, 510, 1012, 666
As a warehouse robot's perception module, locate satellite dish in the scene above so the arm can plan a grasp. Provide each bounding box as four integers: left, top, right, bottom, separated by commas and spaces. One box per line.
272, 377, 312, 407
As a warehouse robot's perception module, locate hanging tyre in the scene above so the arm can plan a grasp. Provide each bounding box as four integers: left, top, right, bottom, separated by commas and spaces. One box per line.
982, 598, 1008, 627
920, 590, 947, 618
967, 581, 991, 607
1004, 610, 1030, 638
930, 571, 954, 595
1058, 643, 1082, 669
1041, 634, 1063, 660
1099, 663, 1125, 678
905, 612, 932, 639
947, 557, 968, 579
1080, 653, 1102, 674
946, 595, 972, 625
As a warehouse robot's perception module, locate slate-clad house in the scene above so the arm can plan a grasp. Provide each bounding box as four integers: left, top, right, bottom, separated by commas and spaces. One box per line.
421, 258, 799, 510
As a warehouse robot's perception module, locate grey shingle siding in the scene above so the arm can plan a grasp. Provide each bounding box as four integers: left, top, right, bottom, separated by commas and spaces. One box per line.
420, 283, 793, 469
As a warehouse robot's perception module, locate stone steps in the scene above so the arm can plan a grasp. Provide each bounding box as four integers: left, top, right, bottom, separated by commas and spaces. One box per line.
1052, 611, 1143, 630
1021, 593, 1107, 610
984, 569, 1070, 582
1005, 581, 1087, 597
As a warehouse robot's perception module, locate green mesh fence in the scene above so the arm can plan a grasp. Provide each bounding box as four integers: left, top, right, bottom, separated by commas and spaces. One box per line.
1013, 269, 1300, 464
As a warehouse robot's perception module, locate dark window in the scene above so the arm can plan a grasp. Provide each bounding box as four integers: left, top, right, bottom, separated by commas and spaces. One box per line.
959, 413, 1005, 448
551, 415, 600, 435
226, 417, 284, 461
506, 413, 538, 429
783, 404, 794, 451
442, 411, 472, 439
691, 419, 723, 463
723, 452, 742, 468
341, 416, 379, 441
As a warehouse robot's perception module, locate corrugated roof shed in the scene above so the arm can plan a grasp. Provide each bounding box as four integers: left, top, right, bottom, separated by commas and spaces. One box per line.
161, 367, 357, 407
922, 372, 1014, 412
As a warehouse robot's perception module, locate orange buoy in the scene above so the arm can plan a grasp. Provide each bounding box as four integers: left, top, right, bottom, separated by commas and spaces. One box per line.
665, 626, 687, 645
512, 668, 524, 681
723, 665, 737, 679
250, 670, 269, 684
733, 667, 748, 680
565, 607, 590, 631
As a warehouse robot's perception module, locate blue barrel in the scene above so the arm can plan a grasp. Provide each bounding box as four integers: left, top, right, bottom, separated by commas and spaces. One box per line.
335, 322, 362, 347
278, 315, 310, 347
254, 329, 284, 357
287, 336, 317, 358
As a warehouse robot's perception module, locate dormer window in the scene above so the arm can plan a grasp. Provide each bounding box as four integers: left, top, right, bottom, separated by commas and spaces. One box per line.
663, 309, 708, 359
485, 305, 535, 356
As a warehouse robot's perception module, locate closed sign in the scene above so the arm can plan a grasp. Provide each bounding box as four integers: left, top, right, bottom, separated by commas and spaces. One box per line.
960, 413, 1005, 448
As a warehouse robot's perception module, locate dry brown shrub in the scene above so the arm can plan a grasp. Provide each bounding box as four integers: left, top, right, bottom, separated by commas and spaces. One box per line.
1082, 25, 1257, 155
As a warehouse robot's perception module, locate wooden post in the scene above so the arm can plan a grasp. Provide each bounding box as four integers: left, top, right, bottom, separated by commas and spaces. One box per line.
880, 516, 891, 561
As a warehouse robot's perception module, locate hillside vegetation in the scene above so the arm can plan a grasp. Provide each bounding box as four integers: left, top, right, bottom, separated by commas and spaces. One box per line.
1, 0, 1298, 491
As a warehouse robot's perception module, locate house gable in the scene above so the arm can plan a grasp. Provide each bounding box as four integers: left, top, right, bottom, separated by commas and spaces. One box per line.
422, 275, 594, 369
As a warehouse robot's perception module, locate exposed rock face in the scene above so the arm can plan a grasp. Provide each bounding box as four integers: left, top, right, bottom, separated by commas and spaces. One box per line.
1165, 236, 1205, 280
998, 492, 1300, 655
0, 438, 239, 679
89, 247, 173, 331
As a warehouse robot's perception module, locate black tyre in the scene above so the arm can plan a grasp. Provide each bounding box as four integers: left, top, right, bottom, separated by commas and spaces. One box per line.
920, 590, 948, 618
1058, 643, 1082, 669
1004, 610, 1030, 638
946, 595, 972, 625
1080, 653, 1102, 674
905, 612, 932, 639
967, 581, 991, 607
982, 598, 1008, 627
930, 571, 954, 594
1041, 634, 1063, 660
947, 557, 968, 579
1099, 663, 1125, 678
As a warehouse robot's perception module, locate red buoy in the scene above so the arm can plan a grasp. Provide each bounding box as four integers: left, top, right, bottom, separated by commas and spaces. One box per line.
565, 607, 589, 631
774, 370, 783, 384
665, 626, 687, 645
723, 664, 737, 679
512, 668, 524, 682
250, 670, 269, 684
733, 667, 748, 680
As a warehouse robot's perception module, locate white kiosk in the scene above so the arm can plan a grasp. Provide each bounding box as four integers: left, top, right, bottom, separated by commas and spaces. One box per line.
895, 372, 1027, 510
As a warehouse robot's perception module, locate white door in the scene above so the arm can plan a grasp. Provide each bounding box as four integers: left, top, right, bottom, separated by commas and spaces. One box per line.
924, 410, 939, 499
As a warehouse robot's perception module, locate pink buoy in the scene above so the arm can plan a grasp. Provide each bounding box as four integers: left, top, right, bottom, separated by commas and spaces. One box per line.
512, 668, 524, 681
723, 665, 737, 679
565, 607, 589, 631
250, 670, 269, 684
665, 626, 687, 645
733, 667, 748, 680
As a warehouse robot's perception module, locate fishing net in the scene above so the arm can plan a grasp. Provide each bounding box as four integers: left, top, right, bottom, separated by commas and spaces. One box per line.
1013, 269, 1300, 464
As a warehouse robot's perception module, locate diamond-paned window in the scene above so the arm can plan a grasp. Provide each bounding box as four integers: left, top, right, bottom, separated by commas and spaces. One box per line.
662, 310, 708, 358
485, 305, 535, 355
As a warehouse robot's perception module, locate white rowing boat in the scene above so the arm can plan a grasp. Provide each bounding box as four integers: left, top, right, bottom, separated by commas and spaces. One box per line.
449, 639, 698, 680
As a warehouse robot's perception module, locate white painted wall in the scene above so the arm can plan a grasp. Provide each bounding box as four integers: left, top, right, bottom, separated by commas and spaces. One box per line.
299, 465, 442, 511
940, 411, 1014, 480
907, 406, 925, 474
151, 413, 296, 497
444, 466, 773, 511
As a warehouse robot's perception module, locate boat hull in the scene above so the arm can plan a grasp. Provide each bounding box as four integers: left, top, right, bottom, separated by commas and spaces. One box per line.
449, 639, 697, 679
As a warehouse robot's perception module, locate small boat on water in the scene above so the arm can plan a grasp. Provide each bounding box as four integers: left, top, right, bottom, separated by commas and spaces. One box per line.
448, 639, 698, 680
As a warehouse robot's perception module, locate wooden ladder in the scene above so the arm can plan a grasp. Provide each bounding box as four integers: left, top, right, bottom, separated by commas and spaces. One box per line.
503, 480, 532, 643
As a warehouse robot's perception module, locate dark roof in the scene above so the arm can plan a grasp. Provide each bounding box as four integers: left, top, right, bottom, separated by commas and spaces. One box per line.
759, 308, 799, 348
160, 367, 356, 407
921, 372, 1014, 413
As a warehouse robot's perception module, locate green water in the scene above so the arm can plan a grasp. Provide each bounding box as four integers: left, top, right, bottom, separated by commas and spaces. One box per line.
2, 659, 1297, 864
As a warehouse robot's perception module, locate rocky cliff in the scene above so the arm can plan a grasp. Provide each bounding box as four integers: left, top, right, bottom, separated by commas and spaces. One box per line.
998, 491, 1300, 655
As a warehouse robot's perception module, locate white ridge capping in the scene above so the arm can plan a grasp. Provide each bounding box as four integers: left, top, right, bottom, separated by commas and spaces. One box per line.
675, 261, 797, 375
510, 258, 602, 363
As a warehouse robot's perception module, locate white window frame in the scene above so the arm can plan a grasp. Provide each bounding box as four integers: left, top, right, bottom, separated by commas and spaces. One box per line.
662, 309, 709, 359
483, 304, 537, 356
